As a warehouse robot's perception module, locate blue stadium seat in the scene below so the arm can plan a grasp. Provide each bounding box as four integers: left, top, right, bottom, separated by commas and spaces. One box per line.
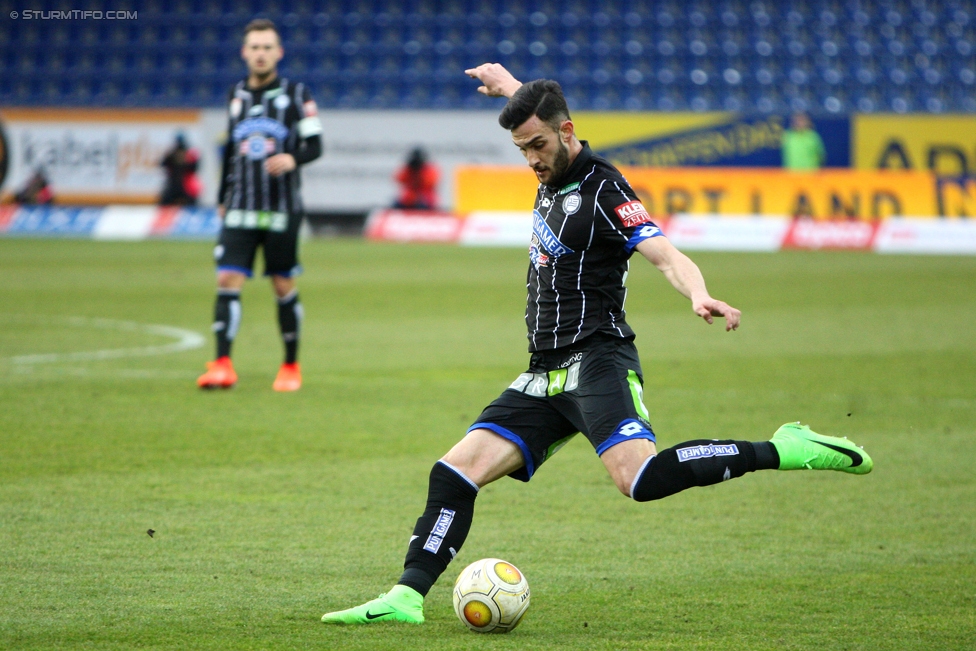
3, 0, 975, 111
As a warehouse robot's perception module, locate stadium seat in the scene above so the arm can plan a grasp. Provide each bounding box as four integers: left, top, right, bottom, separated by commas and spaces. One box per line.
3, 0, 975, 112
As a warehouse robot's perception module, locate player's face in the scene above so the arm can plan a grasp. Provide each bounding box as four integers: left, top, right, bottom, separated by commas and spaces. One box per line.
512, 115, 573, 185
241, 29, 283, 78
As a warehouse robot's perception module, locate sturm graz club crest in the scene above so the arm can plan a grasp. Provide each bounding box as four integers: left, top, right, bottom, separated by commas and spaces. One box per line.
562, 192, 582, 215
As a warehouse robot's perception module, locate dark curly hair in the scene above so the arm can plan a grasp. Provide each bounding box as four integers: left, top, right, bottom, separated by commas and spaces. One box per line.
498, 79, 571, 132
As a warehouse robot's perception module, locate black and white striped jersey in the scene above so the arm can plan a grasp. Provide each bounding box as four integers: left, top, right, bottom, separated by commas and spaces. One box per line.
525, 142, 664, 352
219, 77, 323, 216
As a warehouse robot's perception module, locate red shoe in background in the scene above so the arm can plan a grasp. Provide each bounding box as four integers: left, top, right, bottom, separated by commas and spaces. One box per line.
273, 362, 302, 392
197, 356, 238, 389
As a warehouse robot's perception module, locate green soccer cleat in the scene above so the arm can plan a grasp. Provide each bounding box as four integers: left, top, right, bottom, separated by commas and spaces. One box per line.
770, 422, 873, 474
321, 584, 425, 625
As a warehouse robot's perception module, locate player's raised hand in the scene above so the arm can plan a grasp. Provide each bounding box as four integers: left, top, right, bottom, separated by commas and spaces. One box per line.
693, 297, 741, 331
464, 63, 523, 98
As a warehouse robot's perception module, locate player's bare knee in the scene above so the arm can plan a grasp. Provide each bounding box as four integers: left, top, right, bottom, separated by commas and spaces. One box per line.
601, 439, 656, 498
271, 275, 295, 298
608, 467, 638, 497
441, 428, 524, 488
615, 476, 634, 497
217, 271, 246, 290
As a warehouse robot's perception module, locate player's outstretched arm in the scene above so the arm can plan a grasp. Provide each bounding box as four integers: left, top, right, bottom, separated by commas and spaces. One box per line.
464, 63, 523, 98
635, 237, 741, 331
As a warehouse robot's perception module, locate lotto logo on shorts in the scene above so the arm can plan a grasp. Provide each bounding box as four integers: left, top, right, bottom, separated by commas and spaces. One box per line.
677, 444, 739, 462
614, 201, 653, 227
423, 508, 455, 553
616, 421, 648, 437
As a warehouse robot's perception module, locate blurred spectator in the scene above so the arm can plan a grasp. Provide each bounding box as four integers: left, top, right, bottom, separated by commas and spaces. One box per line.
13, 168, 54, 205
159, 133, 201, 206
782, 113, 826, 172
393, 147, 439, 210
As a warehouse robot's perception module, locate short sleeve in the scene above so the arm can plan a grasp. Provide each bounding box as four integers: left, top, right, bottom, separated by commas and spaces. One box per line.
227, 86, 241, 123
595, 179, 664, 253
296, 85, 323, 138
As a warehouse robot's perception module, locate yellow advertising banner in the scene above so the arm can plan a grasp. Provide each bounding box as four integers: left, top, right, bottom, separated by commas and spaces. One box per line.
571, 112, 732, 150
456, 167, 954, 219
622, 168, 937, 218
854, 115, 976, 176
573, 112, 789, 167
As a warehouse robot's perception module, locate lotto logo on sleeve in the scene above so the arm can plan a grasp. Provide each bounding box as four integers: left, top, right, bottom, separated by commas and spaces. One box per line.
614, 201, 653, 228
676, 443, 739, 462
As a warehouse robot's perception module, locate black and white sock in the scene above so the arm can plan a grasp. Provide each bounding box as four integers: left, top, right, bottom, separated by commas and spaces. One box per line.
631, 439, 779, 502
398, 460, 479, 597
276, 290, 302, 364
213, 289, 242, 359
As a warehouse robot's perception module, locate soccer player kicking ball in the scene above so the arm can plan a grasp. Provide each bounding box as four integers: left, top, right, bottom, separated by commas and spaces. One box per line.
321, 64, 873, 625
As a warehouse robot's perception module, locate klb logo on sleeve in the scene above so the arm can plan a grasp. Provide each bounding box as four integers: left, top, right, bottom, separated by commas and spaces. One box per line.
614, 200, 653, 228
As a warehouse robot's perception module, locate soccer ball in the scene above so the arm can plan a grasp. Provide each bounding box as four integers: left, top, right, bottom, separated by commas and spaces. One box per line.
452, 558, 530, 633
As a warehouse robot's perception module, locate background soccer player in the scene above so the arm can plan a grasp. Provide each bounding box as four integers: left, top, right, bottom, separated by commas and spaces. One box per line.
320, 64, 873, 625
197, 19, 323, 392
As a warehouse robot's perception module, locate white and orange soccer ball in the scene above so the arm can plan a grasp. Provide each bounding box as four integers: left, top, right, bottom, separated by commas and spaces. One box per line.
452, 558, 530, 633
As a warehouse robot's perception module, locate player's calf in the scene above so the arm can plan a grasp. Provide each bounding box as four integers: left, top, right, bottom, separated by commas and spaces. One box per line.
276, 289, 302, 365
398, 461, 479, 597
212, 288, 242, 359
630, 438, 779, 502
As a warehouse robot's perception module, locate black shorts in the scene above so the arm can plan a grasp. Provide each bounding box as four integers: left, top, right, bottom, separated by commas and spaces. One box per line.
469, 332, 655, 482
215, 210, 302, 278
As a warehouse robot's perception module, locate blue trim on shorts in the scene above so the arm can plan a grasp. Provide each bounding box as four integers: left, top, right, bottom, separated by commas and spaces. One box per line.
265, 264, 303, 279
217, 265, 253, 278
467, 422, 535, 480
596, 418, 657, 456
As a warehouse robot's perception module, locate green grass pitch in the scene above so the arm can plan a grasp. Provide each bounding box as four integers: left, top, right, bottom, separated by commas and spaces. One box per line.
1, 238, 974, 650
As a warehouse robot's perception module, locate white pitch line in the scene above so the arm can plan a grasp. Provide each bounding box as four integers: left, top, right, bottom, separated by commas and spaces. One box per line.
8, 366, 196, 380
8, 317, 205, 365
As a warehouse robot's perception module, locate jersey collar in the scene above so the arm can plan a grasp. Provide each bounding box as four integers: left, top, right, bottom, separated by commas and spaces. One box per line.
244, 75, 282, 94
